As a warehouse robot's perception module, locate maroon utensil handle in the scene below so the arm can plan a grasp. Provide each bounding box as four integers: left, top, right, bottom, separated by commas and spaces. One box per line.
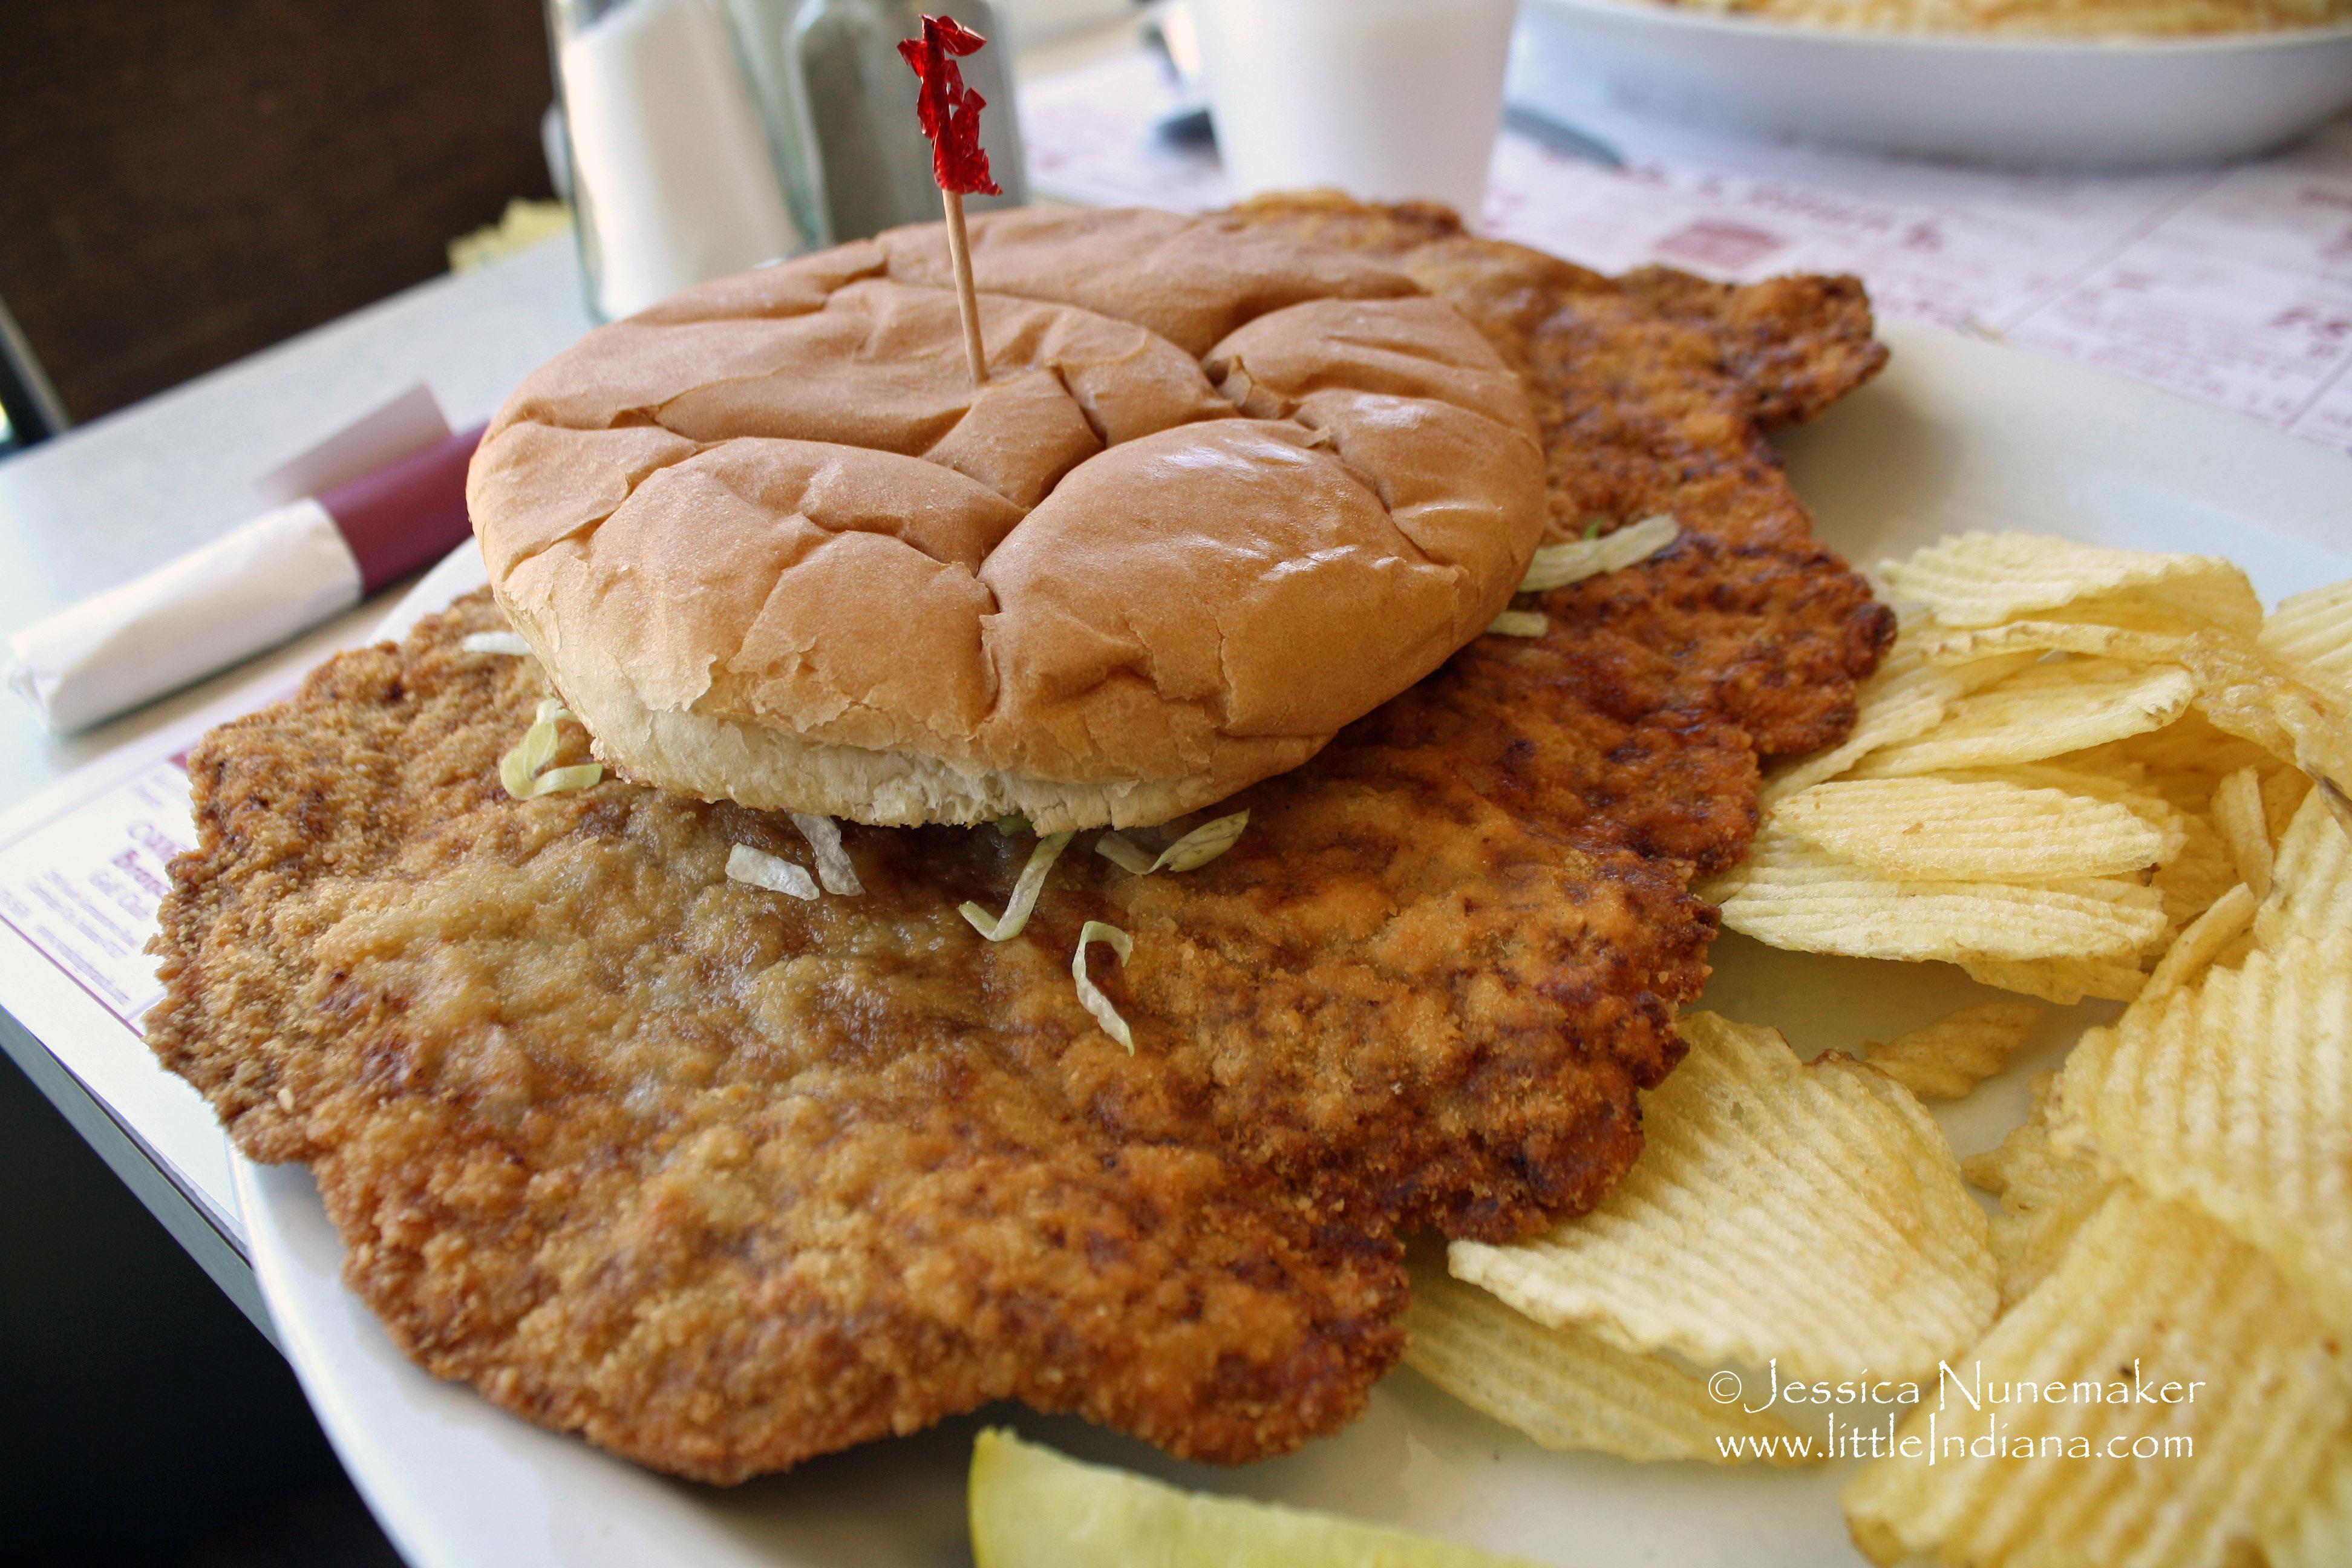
320, 422, 487, 594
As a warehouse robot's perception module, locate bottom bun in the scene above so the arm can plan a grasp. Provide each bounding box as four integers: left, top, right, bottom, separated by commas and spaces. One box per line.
562, 668, 1317, 832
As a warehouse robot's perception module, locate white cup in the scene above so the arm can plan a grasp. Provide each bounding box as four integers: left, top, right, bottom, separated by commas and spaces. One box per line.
1192, 0, 1520, 221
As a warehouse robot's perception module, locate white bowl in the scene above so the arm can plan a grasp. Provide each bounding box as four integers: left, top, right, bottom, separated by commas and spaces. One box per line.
1512, 0, 2352, 168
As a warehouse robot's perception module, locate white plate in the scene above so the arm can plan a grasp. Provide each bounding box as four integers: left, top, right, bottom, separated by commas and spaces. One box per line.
241, 320, 2352, 1568
1512, 0, 2352, 168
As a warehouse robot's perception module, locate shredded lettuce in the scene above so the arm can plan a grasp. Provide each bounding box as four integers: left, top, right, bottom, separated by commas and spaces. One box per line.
527, 763, 604, 794
460, 631, 533, 656
1095, 810, 1250, 876
500, 697, 603, 799
1485, 609, 1549, 638
961, 831, 1074, 941
995, 814, 1032, 836
790, 813, 863, 896
1517, 513, 1680, 593
1071, 920, 1135, 1052
726, 843, 819, 900
1094, 834, 1154, 874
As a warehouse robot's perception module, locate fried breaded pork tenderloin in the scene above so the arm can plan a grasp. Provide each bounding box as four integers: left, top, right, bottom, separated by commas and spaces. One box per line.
1229, 195, 1891, 672
149, 209, 1892, 1483
155, 609, 1407, 1478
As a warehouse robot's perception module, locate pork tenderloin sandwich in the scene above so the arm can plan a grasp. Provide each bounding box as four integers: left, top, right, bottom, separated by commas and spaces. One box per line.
147, 201, 1893, 1483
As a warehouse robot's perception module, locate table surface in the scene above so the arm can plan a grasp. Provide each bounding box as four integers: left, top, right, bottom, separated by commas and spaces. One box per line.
0, 237, 594, 809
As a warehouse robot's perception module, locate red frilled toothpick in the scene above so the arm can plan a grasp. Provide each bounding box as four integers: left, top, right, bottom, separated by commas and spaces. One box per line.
899, 13, 1001, 387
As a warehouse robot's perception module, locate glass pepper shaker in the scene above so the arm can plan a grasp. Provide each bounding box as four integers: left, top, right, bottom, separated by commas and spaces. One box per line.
718, 0, 830, 249
792, 0, 1028, 245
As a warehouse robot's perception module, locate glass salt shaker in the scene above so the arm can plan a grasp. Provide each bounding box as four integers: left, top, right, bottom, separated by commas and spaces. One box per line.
546, 0, 811, 320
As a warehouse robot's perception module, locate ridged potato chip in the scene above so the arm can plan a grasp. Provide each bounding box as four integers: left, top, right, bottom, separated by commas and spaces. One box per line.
1705, 827, 2169, 964
1958, 954, 2149, 1007
2172, 632, 2352, 834
1970, 754, 2172, 811
1852, 659, 2196, 778
2256, 789, 2352, 950
2141, 882, 2256, 999
2105, 712, 2279, 794
1970, 754, 2195, 840
1842, 1184, 2350, 1568
1761, 633, 1949, 808
1979, 751, 2151, 793
1402, 1262, 1815, 1465
1916, 619, 2192, 668
2053, 929, 2352, 1334
2210, 765, 2273, 898
1948, 760, 2216, 930
1449, 1013, 1995, 1382
2265, 763, 2316, 838
1759, 628, 2033, 808
1961, 1075, 2113, 1310
967, 1428, 1542, 1568
2264, 1429, 2352, 1568
1882, 531, 2262, 633
2260, 578, 2352, 694
1771, 778, 2176, 883
2146, 808, 2239, 935
1864, 1002, 2043, 1100
2040, 590, 2260, 636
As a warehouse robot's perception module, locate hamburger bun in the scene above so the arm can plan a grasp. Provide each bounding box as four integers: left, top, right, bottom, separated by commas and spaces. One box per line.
468, 207, 1546, 831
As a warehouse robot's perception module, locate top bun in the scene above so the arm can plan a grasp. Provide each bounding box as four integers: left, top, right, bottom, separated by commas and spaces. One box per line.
468, 207, 1546, 831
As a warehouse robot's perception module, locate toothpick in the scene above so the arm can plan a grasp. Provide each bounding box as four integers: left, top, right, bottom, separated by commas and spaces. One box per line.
942, 189, 987, 389
901, 13, 998, 389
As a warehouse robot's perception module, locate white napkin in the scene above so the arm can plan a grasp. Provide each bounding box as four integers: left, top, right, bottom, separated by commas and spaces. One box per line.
8, 501, 363, 733
5, 387, 453, 733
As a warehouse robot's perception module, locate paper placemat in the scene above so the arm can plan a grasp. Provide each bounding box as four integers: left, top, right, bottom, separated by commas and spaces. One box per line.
1020, 50, 2352, 449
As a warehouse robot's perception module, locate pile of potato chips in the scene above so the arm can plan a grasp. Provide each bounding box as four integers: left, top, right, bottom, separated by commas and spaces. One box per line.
1399, 534, 2352, 1567
1709, 532, 2348, 1005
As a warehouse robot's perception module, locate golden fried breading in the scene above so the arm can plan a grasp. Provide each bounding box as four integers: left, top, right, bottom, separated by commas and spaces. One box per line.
148, 204, 1892, 1482
1231, 192, 1890, 592
154, 609, 1406, 1478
